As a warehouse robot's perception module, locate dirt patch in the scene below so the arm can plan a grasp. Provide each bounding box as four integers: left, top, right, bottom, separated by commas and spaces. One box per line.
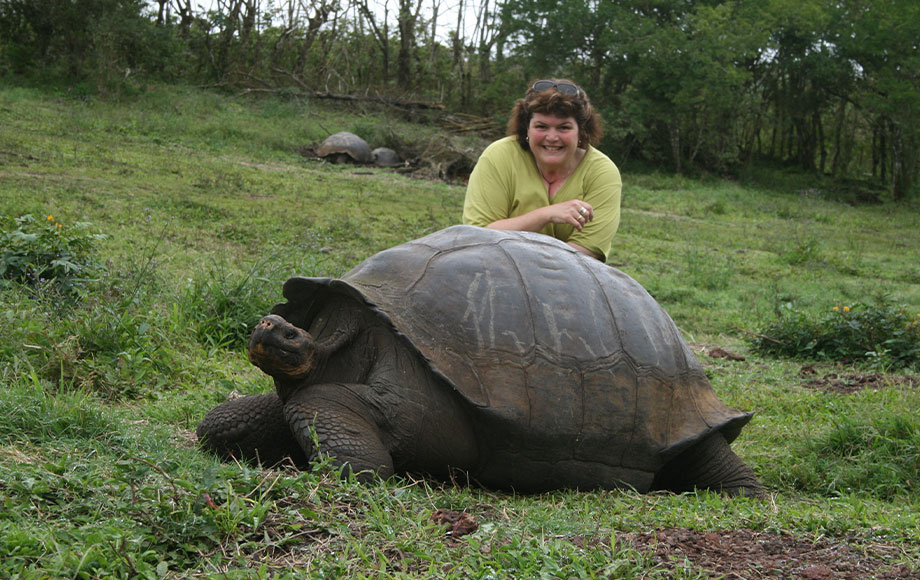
429, 509, 479, 537
435, 509, 917, 578
610, 527, 917, 579
707, 346, 747, 361
799, 366, 920, 394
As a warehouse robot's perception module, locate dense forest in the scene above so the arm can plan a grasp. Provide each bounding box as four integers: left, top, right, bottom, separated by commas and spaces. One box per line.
1, 0, 918, 199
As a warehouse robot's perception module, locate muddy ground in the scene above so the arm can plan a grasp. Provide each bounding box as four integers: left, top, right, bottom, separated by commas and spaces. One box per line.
611, 526, 917, 579
433, 505, 917, 579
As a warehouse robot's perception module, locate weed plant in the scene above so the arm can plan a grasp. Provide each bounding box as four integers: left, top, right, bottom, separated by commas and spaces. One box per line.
179, 257, 285, 349
0, 85, 919, 578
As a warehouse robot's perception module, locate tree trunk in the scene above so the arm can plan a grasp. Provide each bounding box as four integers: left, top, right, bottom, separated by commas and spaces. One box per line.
397, 4, 413, 87
215, 0, 244, 79
239, 0, 257, 67
296, 0, 337, 75
815, 111, 826, 174
357, 0, 391, 83
172, 0, 194, 38
428, 0, 439, 89
875, 118, 888, 183
448, 0, 465, 108
889, 123, 917, 201
397, 0, 423, 89
670, 120, 682, 174
156, 0, 168, 26
830, 100, 846, 176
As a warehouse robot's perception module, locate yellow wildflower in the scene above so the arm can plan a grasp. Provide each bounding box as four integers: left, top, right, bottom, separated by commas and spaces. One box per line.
833, 306, 839, 311
47, 215, 54, 221
57, 223, 63, 229
843, 306, 850, 313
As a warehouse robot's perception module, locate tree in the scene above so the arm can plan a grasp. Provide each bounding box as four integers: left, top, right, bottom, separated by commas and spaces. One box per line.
396, 0, 424, 88
356, 0, 392, 82
0, 0, 169, 89
835, 0, 920, 199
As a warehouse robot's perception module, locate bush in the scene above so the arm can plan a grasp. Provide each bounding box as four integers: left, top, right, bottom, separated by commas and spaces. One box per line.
750, 299, 920, 371
0, 214, 107, 296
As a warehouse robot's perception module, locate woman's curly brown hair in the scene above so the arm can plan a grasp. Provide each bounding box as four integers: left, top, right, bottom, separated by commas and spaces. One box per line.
506, 79, 603, 150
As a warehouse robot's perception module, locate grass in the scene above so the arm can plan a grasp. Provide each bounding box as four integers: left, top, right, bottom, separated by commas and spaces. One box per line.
1, 83, 919, 578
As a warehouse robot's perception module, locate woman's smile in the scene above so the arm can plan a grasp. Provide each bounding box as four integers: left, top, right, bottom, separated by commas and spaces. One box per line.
528, 112, 580, 171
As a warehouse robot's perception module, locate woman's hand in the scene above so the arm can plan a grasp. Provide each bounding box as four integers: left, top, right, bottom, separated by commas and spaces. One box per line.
486, 200, 594, 233
545, 200, 594, 231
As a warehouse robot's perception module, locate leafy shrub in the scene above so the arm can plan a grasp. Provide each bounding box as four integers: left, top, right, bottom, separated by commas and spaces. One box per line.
0, 214, 106, 296
750, 299, 920, 371
0, 239, 178, 398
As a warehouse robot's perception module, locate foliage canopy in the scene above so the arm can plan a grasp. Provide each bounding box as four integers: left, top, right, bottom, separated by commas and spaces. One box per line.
1, 0, 918, 198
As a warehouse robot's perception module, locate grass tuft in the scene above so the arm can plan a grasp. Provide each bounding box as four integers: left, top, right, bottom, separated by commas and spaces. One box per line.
788, 412, 919, 500
179, 258, 283, 350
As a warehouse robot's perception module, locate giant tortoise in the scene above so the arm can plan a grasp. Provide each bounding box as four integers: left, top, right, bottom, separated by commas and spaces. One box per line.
197, 225, 761, 496
316, 132, 373, 164
372, 147, 402, 167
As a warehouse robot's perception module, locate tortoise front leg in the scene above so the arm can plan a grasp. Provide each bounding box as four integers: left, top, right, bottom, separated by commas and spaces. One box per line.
284, 383, 394, 482
196, 393, 309, 468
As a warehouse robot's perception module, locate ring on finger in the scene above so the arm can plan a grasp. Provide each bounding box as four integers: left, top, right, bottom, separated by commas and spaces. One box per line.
579, 207, 588, 216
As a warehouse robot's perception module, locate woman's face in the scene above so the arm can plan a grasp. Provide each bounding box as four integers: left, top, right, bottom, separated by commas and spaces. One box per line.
527, 112, 580, 169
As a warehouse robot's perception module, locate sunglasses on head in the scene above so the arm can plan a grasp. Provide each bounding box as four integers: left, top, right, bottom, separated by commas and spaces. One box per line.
532, 80, 580, 96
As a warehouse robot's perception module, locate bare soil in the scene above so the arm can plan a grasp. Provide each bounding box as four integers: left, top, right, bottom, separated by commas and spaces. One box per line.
798, 366, 920, 394
610, 527, 918, 579
439, 508, 918, 579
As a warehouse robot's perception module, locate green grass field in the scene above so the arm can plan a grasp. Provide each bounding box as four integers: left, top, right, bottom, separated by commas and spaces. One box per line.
1, 84, 918, 579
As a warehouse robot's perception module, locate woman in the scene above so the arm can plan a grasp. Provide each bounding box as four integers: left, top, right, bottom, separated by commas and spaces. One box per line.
462, 79, 621, 261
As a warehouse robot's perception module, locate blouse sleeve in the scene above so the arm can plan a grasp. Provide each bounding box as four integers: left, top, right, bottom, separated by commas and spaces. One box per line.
462, 145, 513, 227
567, 156, 622, 262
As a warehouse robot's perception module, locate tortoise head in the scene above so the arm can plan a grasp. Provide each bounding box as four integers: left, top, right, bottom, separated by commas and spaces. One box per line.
247, 315, 316, 381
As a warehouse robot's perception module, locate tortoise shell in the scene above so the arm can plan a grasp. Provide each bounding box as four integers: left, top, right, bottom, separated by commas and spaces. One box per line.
316, 132, 373, 163
372, 147, 402, 167
274, 225, 752, 488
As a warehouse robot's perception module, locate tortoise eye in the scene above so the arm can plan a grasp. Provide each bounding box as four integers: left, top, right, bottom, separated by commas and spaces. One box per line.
284, 330, 297, 339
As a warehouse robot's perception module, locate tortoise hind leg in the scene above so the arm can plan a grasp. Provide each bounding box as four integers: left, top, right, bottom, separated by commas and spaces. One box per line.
652, 432, 763, 498
197, 393, 309, 469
